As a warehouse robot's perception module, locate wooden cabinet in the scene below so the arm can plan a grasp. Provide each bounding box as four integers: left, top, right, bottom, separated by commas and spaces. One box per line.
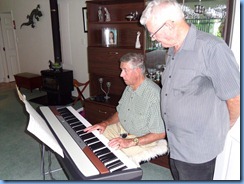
85, 0, 171, 169
85, 98, 118, 125
88, 47, 142, 77
85, 0, 146, 124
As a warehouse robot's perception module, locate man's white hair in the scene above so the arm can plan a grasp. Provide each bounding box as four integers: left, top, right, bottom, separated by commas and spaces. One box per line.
140, 0, 184, 26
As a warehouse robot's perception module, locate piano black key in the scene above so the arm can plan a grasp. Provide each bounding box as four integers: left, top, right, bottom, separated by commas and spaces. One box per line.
100, 153, 117, 163
73, 125, 85, 132
85, 137, 100, 145
97, 152, 110, 159
69, 122, 80, 126
63, 116, 74, 121
65, 117, 78, 122
61, 113, 73, 117
80, 133, 95, 140
72, 124, 85, 129
68, 122, 81, 127
103, 157, 118, 165
94, 148, 110, 156
66, 118, 80, 124
75, 129, 86, 134
99, 153, 113, 161
89, 142, 105, 151
78, 130, 89, 136
108, 161, 124, 171
106, 159, 122, 168
76, 124, 86, 130
57, 107, 69, 112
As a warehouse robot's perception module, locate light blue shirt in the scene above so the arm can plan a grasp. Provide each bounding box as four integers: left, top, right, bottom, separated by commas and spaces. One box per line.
161, 24, 240, 163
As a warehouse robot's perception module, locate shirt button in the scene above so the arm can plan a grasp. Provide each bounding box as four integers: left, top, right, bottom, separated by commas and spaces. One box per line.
169, 76, 171, 78
164, 112, 166, 115
165, 94, 167, 96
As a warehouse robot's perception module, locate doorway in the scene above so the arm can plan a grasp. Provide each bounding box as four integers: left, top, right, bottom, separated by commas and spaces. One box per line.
0, 12, 20, 82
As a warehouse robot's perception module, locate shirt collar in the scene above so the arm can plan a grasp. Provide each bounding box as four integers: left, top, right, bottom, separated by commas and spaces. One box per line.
182, 23, 197, 51
127, 78, 149, 97
168, 23, 197, 56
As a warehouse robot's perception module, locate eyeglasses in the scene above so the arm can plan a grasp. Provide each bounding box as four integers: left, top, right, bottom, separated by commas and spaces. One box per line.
149, 22, 167, 38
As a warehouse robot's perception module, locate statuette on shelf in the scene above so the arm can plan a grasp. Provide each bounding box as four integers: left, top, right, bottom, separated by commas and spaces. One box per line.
125, 11, 138, 21
135, 31, 141, 49
98, 6, 104, 22
104, 7, 111, 22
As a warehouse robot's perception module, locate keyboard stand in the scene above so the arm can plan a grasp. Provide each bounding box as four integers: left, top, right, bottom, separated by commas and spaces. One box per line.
41, 143, 63, 180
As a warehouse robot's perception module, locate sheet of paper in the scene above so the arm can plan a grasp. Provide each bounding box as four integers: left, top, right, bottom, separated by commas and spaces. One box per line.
17, 87, 64, 157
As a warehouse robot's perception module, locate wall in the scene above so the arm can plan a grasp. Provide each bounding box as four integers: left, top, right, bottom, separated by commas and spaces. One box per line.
0, 0, 89, 98
57, 0, 89, 98
0, 0, 54, 74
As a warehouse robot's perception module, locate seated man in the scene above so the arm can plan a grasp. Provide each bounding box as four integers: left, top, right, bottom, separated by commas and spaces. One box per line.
85, 53, 167, 164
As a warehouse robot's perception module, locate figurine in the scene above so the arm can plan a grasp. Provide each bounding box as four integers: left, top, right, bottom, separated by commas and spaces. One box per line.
125, 11, 138, 21
104, 7, 111, 22
48, 60, 62, 72
98, 6, 104, 22
135, 31, 141, 49
125, 13, 134, 21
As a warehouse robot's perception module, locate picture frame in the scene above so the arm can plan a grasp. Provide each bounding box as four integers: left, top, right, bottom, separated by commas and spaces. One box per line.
102, 28, 117, 47
82, 7, 87, 33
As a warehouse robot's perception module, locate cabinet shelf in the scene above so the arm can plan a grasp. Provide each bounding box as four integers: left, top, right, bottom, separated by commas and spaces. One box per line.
87, 0, 145, 22
89, 21, 140, 24
89, 45, 143, 50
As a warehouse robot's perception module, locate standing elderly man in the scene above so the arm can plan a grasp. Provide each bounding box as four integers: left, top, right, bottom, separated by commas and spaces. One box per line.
85, 53, 166, 163
140, 0, 240, 180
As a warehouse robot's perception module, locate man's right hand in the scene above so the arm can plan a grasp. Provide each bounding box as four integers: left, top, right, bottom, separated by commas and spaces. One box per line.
83, 121, 108, 134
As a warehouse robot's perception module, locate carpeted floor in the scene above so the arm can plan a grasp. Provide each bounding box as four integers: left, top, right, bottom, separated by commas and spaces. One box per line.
0, 85, 173, 180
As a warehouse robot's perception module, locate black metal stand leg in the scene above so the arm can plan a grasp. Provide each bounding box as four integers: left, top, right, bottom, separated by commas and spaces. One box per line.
41, 143, 46, 180
40, 143, 63, 180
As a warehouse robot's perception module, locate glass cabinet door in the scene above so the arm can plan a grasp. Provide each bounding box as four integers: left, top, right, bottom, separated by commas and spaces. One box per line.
179, 0, 235, 46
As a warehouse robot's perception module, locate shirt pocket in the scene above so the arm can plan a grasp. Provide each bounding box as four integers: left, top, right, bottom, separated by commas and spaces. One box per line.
173, 69, 196, 96
134, 104, 147, 120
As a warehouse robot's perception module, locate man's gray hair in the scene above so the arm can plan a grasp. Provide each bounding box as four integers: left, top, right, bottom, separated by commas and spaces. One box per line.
140, 0, 184, 26
120, 53, 146, 75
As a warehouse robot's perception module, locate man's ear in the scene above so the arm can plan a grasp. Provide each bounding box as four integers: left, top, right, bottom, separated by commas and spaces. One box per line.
135, 67, 143, 75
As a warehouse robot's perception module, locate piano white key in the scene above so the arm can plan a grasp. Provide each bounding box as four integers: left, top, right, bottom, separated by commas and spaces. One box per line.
97, 151, 110, 158
104, 158, 119, 166
110, 163, 127, 173
87, 141, 100, 147
40, 107, 99, 177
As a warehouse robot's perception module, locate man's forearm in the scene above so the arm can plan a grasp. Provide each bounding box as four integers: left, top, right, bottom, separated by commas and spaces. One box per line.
136, 132, 166, 146
226, 95, 240, 127
103, 112, 119, 126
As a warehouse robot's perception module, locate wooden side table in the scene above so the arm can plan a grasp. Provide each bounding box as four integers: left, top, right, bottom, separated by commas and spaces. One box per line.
14, 72, 42, 92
